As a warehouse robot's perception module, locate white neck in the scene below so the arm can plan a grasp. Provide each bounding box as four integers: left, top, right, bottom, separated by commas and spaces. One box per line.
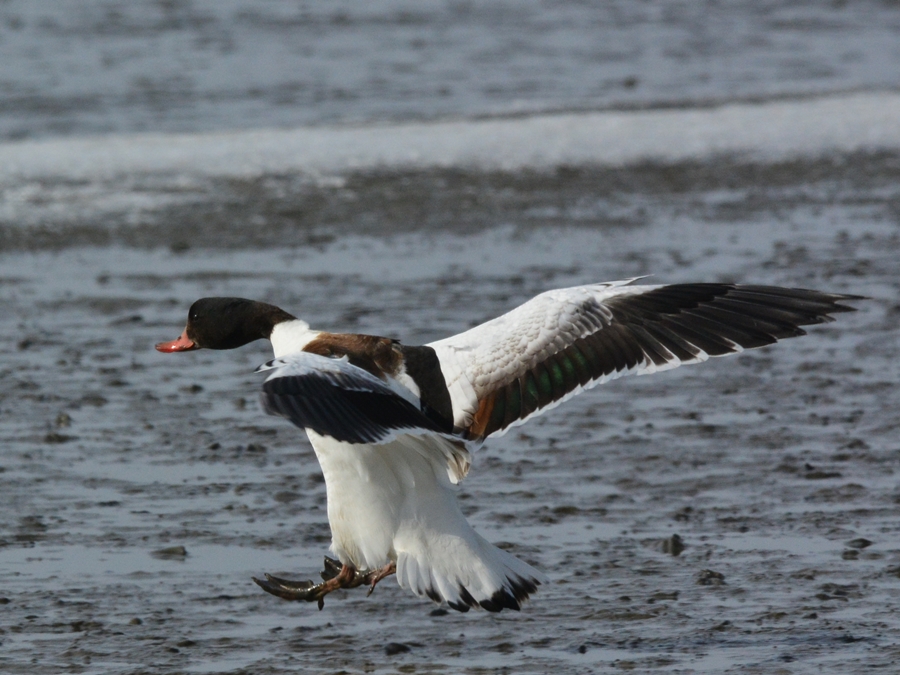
269, 319, 320, 358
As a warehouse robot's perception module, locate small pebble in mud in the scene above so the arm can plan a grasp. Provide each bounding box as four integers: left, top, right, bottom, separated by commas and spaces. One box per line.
151, 545, 188, 560
819, 583, 859, 600
181, 384, 204, 393
802, 462, 842, 480
116, 314, 143, 325
672, 506, 693, 522
696, 569, 726, 586
54, 412, 72, 427
842, 549, 860, 560
44, 432, 76, 444
384, 642, 411, 655
804, 469, 843, 480
846, 538, 873, 550
661, 534, 685, 556
430, 608, 448, 616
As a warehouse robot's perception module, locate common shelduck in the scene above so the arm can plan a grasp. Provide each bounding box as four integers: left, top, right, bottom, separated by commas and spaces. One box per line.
156, 280, 860, 612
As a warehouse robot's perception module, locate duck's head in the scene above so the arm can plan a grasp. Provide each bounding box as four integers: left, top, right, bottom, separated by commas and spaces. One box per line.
155, 297, 296, 352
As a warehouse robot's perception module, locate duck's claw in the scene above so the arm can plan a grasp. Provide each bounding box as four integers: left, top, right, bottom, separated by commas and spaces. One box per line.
364, 561, 397, 596
321, 556, 373, 588
252, 574, 326, 603
262, 573, 318, 591
320, 556, 343, 581
253, 560, 374, 610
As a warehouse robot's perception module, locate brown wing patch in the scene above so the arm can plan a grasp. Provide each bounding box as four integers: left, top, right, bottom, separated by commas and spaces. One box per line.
468, 392, 497, 439
303, 333, 403, 379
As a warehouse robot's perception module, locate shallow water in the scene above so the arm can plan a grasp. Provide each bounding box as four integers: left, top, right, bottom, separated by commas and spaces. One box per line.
2, 0, 899, 140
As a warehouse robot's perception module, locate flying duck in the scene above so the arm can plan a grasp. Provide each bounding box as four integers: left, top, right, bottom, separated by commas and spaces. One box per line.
156, 279, 860, 612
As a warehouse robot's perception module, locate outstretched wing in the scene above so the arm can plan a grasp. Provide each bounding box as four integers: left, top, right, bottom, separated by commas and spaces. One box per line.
428, 280, 861, 441
259, 352, 449, 445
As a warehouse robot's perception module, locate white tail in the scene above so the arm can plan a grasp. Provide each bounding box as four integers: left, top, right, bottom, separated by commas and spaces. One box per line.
395, 529, 548, 611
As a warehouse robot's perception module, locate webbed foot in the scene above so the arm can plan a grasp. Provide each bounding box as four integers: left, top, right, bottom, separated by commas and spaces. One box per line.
253, 557, 380, 609
252, 573, 330, 608
363, 561, 397, 596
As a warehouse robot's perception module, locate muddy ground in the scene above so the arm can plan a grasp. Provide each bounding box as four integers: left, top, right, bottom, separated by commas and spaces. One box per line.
1, 158, 898, 673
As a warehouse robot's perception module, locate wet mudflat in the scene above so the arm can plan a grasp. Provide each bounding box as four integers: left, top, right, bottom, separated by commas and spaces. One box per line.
2, 1, 899, 671
1, 159, 898, 674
